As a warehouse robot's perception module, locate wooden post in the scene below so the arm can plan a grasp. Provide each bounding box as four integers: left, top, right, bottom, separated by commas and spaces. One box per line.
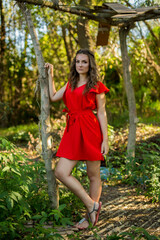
119, 25, 137, 158
18, 2, 59, 209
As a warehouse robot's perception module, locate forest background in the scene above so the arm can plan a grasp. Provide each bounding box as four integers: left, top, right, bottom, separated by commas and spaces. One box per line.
1, 0, 160, 128
0, 0, 160, 239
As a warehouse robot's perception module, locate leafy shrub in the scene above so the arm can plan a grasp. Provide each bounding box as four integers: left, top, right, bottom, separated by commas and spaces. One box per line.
0, 123, 39, 143
126, 142, 160, 201
107, 140, 160, 202
0, 138, 72, 239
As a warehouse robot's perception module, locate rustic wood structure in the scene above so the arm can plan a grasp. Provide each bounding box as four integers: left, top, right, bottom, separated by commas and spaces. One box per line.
16, 0, 160, 207
16, 0, 160, 24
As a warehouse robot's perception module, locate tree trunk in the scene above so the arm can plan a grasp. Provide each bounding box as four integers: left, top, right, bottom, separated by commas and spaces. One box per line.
18, 2, 59, 209
0, 0, 5, 103
61, 25, 72, 65
77, 0, 93, 49
119, 26, 137, 158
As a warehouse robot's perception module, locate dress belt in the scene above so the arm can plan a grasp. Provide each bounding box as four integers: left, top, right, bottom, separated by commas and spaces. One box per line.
63, 108, 93, 132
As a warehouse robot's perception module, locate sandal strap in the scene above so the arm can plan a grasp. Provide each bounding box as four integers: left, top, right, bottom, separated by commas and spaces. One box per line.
88, 202, 98, 216
78, 218, 87, 224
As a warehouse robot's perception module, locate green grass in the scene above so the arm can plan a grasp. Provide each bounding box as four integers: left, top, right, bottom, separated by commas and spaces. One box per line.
139, 114, 160, 126
109, 108, 160, 129
0, 123, 39, 143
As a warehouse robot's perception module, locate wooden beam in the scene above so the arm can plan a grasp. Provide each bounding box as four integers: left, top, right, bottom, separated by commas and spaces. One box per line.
111, 10, 160, 26
103, 2, 137, 14
16, 0, 160, 26
16, 0, 110, 23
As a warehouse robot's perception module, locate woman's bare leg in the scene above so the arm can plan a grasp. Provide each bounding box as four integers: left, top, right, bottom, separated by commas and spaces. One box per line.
87, 160, 102, 202
55, 157, 99, 225
75, 160, 102, 229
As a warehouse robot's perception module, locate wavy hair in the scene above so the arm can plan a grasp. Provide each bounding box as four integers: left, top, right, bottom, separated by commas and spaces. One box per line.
69, 49, 99, 93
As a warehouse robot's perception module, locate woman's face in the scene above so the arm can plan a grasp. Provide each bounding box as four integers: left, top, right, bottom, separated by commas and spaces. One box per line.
76, 54, 89, 75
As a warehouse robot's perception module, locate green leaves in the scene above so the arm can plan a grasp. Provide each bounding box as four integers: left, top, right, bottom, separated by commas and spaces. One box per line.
6, 196, 14, 210
31, 205, 73, 226
0, 137, 74, 238
2, 166, 10, 172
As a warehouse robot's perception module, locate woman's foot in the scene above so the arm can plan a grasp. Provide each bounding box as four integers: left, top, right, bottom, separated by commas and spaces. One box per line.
88, 201, 102, 226
75, 218, 89, 230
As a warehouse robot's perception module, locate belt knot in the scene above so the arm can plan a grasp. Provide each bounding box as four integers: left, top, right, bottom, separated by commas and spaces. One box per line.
63, 108, 92, 132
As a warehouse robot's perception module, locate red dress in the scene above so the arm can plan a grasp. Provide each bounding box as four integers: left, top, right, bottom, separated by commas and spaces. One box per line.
56, 81, 109, 161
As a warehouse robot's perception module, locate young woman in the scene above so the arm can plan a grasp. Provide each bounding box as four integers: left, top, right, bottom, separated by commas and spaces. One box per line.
45, 49, 109, 229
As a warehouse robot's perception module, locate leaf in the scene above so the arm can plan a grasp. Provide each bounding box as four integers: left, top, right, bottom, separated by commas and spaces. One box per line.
49, 233, 64, 239
120, 231, 135, 240
61, 217, 73, 226
20, 185, 29, 193
41, 211, 48, 218
24, 211, 31, 219
0, 205, 7, 210
58, 204, 66, 211
32, 214, 42, 220
0, 192, 8, 199
9, 193, 18, 202
10, 168, 21, 176
6, 197, 14, 210
2, 166, 10, 172
49, 209, 63, 222
10, 191, 22, 201
40, 217, 47, 224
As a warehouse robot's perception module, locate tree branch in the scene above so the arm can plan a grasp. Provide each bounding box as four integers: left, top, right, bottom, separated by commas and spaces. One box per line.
15, 0, 160, 27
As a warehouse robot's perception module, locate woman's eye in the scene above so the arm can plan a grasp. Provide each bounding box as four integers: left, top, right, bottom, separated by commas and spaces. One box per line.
76, 60, 88, 63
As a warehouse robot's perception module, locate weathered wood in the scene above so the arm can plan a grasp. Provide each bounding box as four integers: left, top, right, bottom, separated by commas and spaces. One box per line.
136, 6, 160, 13
103, 2, 136, 14
96, 23, 111, 46
119, 26, 137, 158
18, 2, 59, 209
16, 0, 108, 23
16, 0, 160, 27
92, 8, 115, 14
111, 10, 160, 26
112, 14, 137, 19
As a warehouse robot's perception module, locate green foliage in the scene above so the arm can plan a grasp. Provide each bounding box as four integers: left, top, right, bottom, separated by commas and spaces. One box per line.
123, 141, 160, 202
1, 0, 160, 128
0, 137, 73, 239
22, 226, 64, 240
129, 25, 160, 118
107, 135, 160, 202
0, 123, 39, 142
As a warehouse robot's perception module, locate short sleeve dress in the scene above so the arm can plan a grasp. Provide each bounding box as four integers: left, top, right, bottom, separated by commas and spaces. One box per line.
56, 81, 109, 161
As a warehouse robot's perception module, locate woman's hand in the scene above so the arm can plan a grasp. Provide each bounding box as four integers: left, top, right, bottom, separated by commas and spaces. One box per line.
101, 140, 109, 156
44, 63, 53, 77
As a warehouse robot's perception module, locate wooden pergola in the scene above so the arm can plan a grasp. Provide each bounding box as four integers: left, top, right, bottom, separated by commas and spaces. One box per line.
16, 0, 160, 208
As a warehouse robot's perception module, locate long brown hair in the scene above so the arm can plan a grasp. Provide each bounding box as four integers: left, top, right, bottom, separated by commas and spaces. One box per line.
69, 49, 99, 93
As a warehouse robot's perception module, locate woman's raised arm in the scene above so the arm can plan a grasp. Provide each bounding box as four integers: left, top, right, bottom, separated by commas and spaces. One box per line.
44, 63, 67, 102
